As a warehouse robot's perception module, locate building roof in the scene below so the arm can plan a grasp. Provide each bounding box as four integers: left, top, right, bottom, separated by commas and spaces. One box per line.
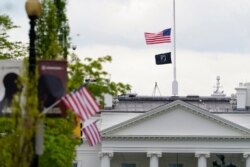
102, 100, 250, 138
102, 95, 234, 113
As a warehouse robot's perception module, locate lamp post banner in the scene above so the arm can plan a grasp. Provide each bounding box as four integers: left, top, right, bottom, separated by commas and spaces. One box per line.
38, 60, 67, 117
0, 60, 23, 115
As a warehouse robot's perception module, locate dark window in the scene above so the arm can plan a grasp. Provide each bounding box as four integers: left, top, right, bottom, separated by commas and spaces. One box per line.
122, 163, 136, 167
73, 161, 78, 167
169, 164, 183, 167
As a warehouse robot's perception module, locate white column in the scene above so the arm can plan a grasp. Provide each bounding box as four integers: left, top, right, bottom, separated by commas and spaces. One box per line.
195, 153, 210, 167
99, 152, 113, 167
147, 152, 162, 167
243, 153, 250, 167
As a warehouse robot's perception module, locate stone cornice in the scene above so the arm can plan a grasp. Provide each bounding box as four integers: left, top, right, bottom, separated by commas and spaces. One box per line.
102, 135, 250, 140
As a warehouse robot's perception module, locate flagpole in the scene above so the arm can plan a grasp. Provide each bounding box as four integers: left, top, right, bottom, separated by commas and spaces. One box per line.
172, 0, 178, 96
39, 100, 61, 116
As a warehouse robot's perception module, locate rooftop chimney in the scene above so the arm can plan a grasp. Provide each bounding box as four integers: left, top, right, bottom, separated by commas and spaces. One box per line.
104, 94, 113, 109
235, 83, 247, 110
244, 83, 250, 107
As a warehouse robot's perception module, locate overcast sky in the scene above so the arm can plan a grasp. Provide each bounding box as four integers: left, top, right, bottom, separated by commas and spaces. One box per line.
1, 0, 250, 96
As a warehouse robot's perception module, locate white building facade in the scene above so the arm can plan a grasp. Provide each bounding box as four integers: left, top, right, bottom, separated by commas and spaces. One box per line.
76, 83, 250, 167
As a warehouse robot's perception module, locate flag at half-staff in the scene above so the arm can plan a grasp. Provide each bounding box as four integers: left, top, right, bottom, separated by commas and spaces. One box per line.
61, 86, 99, 121
144, 28, 171, 45
155, 52, 172, 65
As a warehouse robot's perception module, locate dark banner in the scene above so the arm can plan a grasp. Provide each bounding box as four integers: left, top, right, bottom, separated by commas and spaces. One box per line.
155, 52, 172, 65
38, 60, 67, 117
0, 60, 22, 115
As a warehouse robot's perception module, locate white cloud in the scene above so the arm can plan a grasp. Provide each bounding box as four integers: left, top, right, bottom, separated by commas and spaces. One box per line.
67, 0, 172, 47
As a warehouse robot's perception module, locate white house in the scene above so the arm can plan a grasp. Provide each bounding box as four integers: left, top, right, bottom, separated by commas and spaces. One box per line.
76, 82, 250, 167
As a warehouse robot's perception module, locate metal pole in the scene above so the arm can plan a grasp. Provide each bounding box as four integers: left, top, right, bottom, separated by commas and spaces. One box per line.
172, 0, 178, 96
173, 0, 176, 82
28, 16, 37, 77
28, 15, 39, 167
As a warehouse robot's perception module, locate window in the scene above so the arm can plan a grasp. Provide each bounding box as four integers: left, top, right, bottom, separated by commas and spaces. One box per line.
169, 164, 183, 167
121, 163, 136, 167
73, 161, 81, 167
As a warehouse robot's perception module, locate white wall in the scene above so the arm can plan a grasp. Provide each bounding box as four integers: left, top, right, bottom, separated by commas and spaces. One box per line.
111, 108, 245, 136
216, 113, 250, 129
77, 144, 101, 167
101, 112, 142, 130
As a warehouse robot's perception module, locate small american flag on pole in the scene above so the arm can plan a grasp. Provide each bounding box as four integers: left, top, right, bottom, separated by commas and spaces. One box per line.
144, 28, 171, 44
61, 86, 99, 121
82, 121, 102, 146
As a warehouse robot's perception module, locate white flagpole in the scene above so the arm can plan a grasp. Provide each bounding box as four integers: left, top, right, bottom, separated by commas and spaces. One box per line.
172, 0, 178, 96
39, 100, 61, 116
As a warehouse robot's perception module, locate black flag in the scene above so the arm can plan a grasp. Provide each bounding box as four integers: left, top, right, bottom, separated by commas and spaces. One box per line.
155, 52, 172, 65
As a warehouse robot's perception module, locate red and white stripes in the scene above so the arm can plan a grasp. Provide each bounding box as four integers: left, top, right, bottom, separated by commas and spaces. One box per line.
82, 121, 102, 146
62, 87, 99, 121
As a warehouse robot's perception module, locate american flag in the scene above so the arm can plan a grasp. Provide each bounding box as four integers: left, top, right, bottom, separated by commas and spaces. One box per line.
144, 28, 171, 44
61, 86, 99, 121
82, 121, 102, 146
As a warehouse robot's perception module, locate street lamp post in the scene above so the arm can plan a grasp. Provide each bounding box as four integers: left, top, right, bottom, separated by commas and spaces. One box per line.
25, 0, 41, 76
25, 0, 42, 167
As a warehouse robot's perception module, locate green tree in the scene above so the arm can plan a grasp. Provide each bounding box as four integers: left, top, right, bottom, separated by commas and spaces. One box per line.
0, 14, 34, 167
38, 54, 131, 167
0, 1, 131, 166
39, 114, 80, 167
0, 15, 27, 59
36, 0, 69, 59
35, 1, 79, 166
68, 54, 131, 106
35, 0, 130, 166
0, 62, 40, 167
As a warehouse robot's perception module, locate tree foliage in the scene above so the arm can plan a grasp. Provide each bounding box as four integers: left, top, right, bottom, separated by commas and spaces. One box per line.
0, 0, 131, 166
34, 1, 79, 167
36, 0, 70, 60
0, 14, 34, 167
68, 54, 131, 106
39, 114, 80, 167
0, 62, 39, 167
0, 15, 27, 59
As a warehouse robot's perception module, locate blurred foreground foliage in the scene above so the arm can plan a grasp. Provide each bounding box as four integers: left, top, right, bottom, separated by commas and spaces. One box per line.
0, 0, 131, 166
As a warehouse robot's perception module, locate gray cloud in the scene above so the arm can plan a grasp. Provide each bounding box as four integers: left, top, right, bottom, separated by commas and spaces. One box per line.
2, 0, 250, 54
2, 0, 250, 95
177, 0, 250, 53
67, 0, 250, 53
0, 0, 25, 16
